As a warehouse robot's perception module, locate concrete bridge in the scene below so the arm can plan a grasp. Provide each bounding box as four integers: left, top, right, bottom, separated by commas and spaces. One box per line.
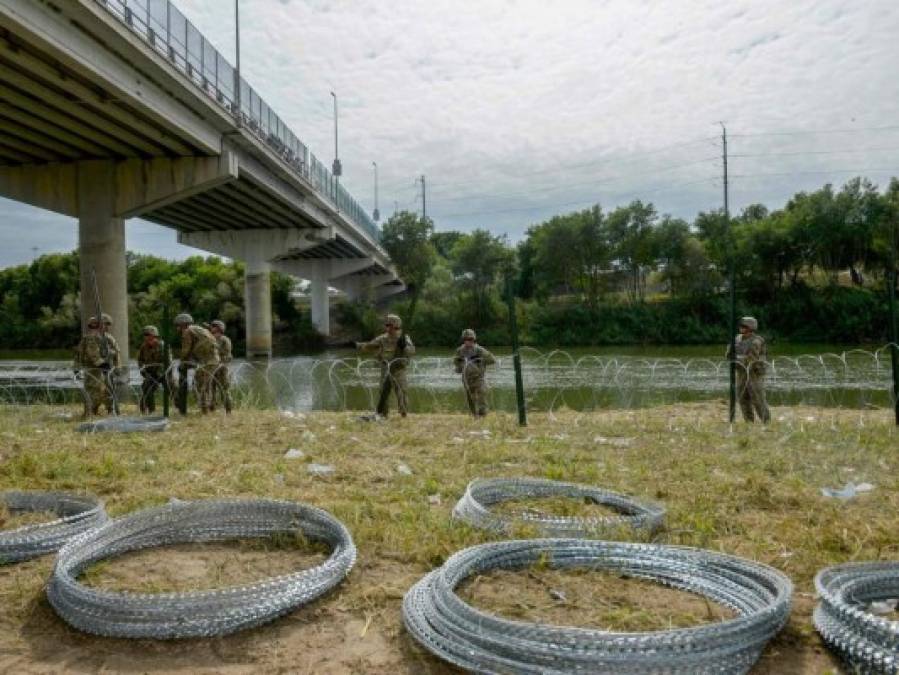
0, 0, 403, 358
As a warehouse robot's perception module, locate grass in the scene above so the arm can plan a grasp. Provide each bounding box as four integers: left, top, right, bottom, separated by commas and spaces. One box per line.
1, 402, 897, 673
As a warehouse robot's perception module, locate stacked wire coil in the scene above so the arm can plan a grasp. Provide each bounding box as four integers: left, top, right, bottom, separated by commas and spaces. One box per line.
47, 498, 356, 638
1, 490, 108, 564
403, 539, 792, 674
452, 477, 665, 537
813, 562, 899, 673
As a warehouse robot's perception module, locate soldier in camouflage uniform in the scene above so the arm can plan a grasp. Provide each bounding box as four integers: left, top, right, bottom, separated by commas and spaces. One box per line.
726, 316, 771, 423
73, 314, 120, 417
356, 314, 415, 418
209, 319, 233, 414
454, 329, 496, 417
174, 313, 220, 414
137, 325, 164, 414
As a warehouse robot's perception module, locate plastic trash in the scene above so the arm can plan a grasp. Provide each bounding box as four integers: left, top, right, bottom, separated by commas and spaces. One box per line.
307, 463, 335, 476
820, 482, 875, 500
284, 448, 305, 460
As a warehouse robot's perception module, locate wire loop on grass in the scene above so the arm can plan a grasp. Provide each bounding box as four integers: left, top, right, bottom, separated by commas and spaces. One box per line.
452, 477, 665, 537
47, 498, 356, 638
77, 416, 169, 433
813, 562, 899, 673
403, 539, 793, 674
0, 491, 108, 564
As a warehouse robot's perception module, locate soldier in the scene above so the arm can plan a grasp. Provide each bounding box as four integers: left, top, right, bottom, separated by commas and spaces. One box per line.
726, 316, 771, 423
454, 329, 496, 417
209, 319, 233, 414
356, 314, 415, 418
73, 314, 121, 417
173, 313, 220, 415
73, 316, 105, 418
137, 325, 164, 414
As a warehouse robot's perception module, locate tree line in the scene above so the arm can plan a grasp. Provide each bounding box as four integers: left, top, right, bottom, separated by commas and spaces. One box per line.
369, 176, 898, 346
0, 253, 322, 353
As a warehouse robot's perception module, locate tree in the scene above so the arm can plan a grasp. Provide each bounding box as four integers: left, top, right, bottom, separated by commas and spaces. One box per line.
449, 229, 513, 326
607, 200, 658, 302
653, 216, 691, 295
380, 211, 436, 323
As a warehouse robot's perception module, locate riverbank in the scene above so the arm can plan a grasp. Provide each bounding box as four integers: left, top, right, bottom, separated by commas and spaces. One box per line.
2, 404, 896, 672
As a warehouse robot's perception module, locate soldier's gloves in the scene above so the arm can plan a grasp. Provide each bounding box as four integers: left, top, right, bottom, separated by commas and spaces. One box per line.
99, 362, 111, 372
397, 334, 407, 350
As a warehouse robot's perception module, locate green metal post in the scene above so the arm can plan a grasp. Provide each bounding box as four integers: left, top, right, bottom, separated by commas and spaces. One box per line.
162, 304, 171, 418
722, 124, 736, 423
506, 275, 527, 426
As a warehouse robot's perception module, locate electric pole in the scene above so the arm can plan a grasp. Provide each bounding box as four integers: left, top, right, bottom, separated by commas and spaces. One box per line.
420, 174, 427, 221
722, 123, 736, 424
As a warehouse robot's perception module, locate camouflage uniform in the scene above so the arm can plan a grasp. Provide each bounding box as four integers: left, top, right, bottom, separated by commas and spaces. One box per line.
357, 314, 415, 417
454, 330, 496, 417
210, 322, 233, 414
178, 321, 220, 414
74, 319, 120, 416
727, 317, 771, 423
137, 327, 164, 414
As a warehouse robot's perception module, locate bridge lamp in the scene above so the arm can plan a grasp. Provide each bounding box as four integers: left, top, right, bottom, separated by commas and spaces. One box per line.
372, 161, 380, 221
330, 91, 342, 177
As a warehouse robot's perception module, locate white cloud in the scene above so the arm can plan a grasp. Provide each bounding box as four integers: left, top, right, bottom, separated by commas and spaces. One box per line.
1, 0, 897, 265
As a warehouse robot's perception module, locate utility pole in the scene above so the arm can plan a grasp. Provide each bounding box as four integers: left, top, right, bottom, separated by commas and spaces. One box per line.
234, 0, 241, 125
722, 123, 736, 424
330, 91, 341, 177
420, 174, 427, 221
889, 205, 899, 425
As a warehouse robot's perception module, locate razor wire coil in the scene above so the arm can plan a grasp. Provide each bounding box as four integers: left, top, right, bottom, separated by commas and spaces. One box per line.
0, 491, 108, 564
453, 477, 665, 537
403, 538, 793, 674
47, 498, 356, 639
813, 562, 899, 673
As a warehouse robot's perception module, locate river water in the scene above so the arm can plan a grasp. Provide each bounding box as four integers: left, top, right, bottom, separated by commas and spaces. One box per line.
1, 344, 896, 413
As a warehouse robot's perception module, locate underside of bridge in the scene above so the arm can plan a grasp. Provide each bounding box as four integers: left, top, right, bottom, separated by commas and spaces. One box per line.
0, 0, 401, 357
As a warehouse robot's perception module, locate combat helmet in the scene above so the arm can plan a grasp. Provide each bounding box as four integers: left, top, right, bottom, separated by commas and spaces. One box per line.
87, 316, 100, 329
385, 314, 402, 329
739, 316, 758, 331
461, 328, 476, 342
210, 319, 225, 331
174, 313, 194, 326
143, 325, 159, 337
100, 313, 113, 325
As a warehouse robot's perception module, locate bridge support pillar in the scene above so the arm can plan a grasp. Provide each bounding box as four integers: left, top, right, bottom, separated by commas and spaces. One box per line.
245, 259, 272, 359
309, 279, 330, 335
78, 161, 129, 364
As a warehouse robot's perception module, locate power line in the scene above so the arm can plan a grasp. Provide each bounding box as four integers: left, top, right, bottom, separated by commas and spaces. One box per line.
731, 146, 899, 159
730, 124, 899, 138
731, 168, 899, 180
431, 176, 720, 220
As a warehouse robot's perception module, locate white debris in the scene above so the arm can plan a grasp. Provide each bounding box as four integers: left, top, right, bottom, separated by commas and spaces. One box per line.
594, 436, 634, 447
451, 436, 465, 444
869, 599, 898, 615
168, 497, 187, 505
396, 463, 413, 476
428, 494, 442, 505
549, 589, 567, 602
307, 463, 335, 476
820, 482, 875, 500
328, 425, 337, 432
284, 448, 305, 459
468, 430, 491, 438
273, 473, 285, 485
188, 470, 203, 479
301, 430, 316, 442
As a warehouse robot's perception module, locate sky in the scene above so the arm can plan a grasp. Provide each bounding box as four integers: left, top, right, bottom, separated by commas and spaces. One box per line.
2, 0, 898, 267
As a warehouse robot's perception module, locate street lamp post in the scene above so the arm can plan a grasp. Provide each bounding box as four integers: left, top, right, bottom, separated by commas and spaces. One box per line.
234, 0, 241, 124
330, 91, 341, 177
372, 161, 380, 221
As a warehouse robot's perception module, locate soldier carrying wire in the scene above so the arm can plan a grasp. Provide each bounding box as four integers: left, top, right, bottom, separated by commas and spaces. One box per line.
173, 313, 220, 415
726, 316, 771, 424
209, 319, 233, 414
137, 325, 164, 414
73, 314, 120, 418
356, 314, 415, 418
454, 329, 496, 417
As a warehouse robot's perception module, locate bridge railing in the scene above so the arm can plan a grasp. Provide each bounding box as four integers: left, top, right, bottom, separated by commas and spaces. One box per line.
94, 0, 381, 244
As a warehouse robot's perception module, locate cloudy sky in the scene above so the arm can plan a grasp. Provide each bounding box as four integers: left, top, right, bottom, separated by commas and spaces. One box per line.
2, 0, 898, 266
